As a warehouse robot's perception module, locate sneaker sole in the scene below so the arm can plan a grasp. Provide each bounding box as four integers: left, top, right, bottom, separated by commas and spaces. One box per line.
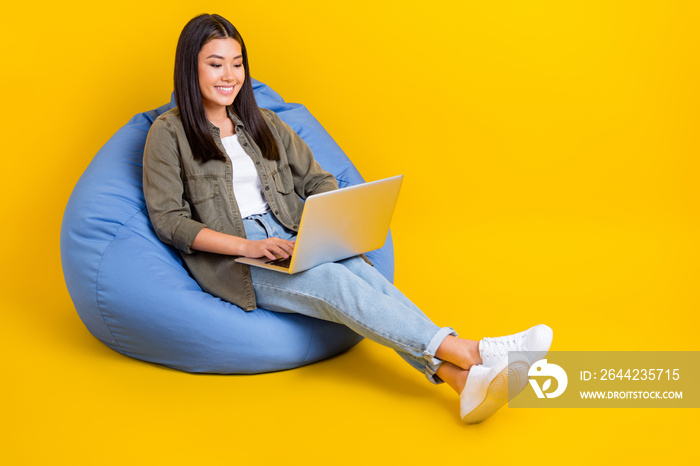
462, 361, 530, 425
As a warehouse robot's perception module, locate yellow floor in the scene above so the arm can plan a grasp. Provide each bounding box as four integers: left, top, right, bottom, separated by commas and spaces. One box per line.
2, 288, 697, 464
2, 1, 699, 464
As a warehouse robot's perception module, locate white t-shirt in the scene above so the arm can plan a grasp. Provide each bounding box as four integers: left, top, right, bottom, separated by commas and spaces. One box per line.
221, 134, 270, 218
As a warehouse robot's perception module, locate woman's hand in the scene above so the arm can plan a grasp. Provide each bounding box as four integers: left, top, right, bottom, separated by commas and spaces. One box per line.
191, 227, 294, 259
240, 237, 295, 261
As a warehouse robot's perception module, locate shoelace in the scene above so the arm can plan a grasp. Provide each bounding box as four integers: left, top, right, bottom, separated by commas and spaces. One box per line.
480, 334, 522, 359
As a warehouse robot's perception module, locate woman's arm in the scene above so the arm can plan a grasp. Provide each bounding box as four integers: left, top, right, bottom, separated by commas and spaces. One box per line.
192, 227, 295, 261
143, 117, 209, 253
144, 115, 295, 261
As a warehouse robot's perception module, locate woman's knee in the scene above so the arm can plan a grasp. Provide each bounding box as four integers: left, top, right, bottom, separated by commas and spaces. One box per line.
306, 261, 352, 280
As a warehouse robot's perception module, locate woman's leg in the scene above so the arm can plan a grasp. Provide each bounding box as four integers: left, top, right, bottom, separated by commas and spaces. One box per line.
339, 256, 485, 383
436, 362, 469, 393
244, 213, 456, 383
244, 212, 553, 423
435, 335, 481, 376
251, 260, 456, 380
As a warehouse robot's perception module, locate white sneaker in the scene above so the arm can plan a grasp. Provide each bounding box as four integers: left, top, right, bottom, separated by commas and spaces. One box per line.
460, 360, 530, 424
460, 324, 553, 424
479, 324, 553, 368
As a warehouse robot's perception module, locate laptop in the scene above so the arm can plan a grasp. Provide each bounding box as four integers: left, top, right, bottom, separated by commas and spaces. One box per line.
235, 175, 403, 274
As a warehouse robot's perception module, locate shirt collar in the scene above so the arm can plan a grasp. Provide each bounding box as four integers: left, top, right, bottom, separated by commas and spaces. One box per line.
206, 107, 245, 135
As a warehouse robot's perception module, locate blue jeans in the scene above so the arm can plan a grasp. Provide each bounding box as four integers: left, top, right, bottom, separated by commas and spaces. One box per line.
243, 212, 456, 383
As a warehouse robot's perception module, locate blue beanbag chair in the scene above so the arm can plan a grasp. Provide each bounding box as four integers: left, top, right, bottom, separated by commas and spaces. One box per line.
60, 79, 395, 373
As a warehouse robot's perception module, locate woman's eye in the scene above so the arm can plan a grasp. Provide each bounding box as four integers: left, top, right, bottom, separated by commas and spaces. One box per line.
210, 64, 222, 68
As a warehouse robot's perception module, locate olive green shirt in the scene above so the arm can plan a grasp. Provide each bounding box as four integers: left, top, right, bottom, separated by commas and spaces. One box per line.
143, 107, 338, 310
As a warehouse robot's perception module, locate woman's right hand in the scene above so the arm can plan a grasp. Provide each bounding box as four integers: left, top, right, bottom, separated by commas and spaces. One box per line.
191, 227, 294, 260
241, 237, 295, 261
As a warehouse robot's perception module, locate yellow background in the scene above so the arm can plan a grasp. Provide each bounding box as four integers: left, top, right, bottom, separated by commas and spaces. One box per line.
1, 0, 698, 464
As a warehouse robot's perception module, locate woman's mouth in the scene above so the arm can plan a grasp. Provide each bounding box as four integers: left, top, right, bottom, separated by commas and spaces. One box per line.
215, 86, 234, 94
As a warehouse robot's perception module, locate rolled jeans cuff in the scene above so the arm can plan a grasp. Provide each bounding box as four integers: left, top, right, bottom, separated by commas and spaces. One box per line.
423, 326, 458, 384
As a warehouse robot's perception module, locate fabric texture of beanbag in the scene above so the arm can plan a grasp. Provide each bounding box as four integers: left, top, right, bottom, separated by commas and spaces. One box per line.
60, 79, 395, 373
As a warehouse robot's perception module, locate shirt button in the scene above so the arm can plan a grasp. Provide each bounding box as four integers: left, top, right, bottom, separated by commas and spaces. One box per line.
265, 186, 270, 191
274, 210, 279, 215
293, 225, 298, 229
256, 161, 261, 165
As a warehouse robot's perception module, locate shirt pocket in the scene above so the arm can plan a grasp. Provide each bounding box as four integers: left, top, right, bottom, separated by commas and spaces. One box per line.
186, 176, 219, 204
270, 164, 294, 194
185, 175, 224, 230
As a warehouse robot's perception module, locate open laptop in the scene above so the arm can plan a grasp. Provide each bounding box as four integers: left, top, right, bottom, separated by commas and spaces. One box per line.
235, 175, 403, 274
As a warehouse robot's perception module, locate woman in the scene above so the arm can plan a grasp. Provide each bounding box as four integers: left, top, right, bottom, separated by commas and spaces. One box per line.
143, 13, 553, 424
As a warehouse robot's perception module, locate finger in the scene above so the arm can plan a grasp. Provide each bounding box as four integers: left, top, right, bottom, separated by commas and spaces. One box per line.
272, 237, 294, 247
261, 240, 288, 259
270, 238, 294, 256
272, 244, 291, 258
278, 242, 294, 256
262, 247, 277, 260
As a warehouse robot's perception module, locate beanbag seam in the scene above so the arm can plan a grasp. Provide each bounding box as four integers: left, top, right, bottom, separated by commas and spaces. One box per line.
93, 208, 150, 354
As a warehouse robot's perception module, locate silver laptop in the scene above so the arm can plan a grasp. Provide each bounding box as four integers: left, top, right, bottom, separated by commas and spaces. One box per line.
235, 175, 403, 274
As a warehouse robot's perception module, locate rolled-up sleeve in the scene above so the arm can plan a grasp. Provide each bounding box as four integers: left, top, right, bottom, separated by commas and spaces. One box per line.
142, 118, 206, 253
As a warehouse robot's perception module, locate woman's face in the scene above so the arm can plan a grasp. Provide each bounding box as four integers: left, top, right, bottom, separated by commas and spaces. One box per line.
197, 37, 245, 118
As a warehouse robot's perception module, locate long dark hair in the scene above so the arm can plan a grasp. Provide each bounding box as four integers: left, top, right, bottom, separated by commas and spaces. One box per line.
174, 14, 279, 162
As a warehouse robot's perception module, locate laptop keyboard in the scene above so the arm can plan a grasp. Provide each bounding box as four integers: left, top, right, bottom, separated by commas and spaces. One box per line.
265, 256, 292, 268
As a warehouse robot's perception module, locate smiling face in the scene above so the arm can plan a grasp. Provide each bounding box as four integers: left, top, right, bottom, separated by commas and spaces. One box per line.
197, 37, 245, 120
